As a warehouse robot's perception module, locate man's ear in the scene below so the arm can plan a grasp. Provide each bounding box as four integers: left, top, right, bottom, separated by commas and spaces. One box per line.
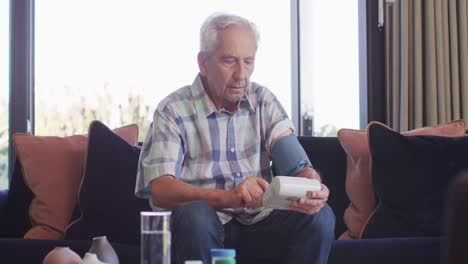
197, 52, 208, 76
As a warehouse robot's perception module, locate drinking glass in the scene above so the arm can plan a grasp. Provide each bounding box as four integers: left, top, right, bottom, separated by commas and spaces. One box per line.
141, 211, 171, 264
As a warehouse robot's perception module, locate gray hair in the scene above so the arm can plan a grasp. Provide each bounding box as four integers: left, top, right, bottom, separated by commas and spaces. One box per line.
200, 13, 260, 56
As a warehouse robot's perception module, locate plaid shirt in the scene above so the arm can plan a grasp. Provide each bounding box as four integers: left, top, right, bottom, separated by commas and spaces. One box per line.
135, 74, 294, 224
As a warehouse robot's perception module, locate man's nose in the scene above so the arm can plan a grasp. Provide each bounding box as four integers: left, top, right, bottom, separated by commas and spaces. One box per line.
233, 62, 247, 80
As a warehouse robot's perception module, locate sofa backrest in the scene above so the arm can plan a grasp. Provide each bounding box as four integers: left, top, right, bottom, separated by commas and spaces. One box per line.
0, 137, 349, 240
298, 136, 348, 238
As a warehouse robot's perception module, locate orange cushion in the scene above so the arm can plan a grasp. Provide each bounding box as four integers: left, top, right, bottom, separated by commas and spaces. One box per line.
337, 120, 466, 240
13, 123, 138, 239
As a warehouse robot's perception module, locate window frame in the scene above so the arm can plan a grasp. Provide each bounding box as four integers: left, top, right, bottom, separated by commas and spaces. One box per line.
9, 0, 35, 179
8, 0, 380, 180
365, 0, 386, 124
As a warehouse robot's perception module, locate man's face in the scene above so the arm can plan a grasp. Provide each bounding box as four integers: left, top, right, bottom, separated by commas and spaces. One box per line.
198, 26, 256, 111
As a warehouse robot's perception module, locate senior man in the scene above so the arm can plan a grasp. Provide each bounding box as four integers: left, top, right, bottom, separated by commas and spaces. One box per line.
136, 12, 335, 264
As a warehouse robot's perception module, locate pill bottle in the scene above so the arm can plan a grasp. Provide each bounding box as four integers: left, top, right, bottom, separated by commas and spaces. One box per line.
210, 248, 236, 264
214, 259, 235, 264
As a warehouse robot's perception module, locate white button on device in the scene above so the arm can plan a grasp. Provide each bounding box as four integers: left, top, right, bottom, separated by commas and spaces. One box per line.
230, 147, 235, 153
236, 172, 241, 177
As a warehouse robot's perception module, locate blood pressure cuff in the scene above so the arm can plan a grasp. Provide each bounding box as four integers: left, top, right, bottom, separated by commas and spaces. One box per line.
271, 134, 312, 176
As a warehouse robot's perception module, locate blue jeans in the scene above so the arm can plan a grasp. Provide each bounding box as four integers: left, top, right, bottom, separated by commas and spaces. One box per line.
171, 201, 335, 264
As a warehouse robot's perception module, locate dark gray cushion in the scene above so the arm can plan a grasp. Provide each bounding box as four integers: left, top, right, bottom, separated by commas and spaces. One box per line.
66, 121, 151, 244
363, 122, 468, 238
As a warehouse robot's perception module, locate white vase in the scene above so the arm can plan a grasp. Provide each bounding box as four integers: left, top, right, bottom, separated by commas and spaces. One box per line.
42, 246, 82, 264
88, 236, 119, 264
81, 253, 106, 264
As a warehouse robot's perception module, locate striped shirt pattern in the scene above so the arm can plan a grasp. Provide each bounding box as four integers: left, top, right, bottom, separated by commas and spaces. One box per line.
135, 75, 295, 224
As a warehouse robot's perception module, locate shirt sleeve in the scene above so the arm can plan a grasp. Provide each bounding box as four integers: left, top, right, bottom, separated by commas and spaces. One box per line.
261, 88, 296, 155
135, 105, 184, 198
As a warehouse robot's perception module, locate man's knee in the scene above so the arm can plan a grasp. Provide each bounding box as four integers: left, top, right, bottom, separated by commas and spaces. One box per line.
171, 201, 224, 263
295, 203, 335, 241
309, 203, 336, 240
172, 201, 222, 235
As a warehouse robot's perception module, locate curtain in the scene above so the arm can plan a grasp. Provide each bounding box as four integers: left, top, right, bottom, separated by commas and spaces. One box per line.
386, 0, 468, 131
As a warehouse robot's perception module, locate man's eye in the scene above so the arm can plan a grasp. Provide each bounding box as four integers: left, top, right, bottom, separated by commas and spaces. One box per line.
244, 59, 254, 65
223, 58, 236, 64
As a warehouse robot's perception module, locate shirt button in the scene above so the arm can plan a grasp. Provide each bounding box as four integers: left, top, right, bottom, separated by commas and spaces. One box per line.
230, 147, 235, 153
236, 172, 241, 177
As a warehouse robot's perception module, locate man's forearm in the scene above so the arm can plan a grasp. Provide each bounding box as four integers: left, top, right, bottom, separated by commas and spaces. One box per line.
151, 175, 229, 209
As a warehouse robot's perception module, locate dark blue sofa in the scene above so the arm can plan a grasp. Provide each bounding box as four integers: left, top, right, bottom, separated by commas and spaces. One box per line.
0, 136, 446, 264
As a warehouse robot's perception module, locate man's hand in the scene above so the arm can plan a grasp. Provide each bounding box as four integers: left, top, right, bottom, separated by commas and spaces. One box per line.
225, 176, 269, 209
290, 166, 329, 215
289, 184, 329, 215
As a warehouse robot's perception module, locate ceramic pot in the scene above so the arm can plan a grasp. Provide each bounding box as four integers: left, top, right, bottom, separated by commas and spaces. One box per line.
42, 246, 81, 264
88, 236, 119, 264
81, 253, 106, 264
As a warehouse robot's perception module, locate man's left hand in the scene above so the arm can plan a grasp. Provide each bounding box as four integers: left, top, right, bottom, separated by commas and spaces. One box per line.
289, 183, 329, 215
289, 166, 329, 215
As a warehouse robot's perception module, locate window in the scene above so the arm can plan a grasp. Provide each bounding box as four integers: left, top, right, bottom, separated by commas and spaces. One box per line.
0, 0, 10, 189
35, 0, 291, 139
299, 0, 360, 136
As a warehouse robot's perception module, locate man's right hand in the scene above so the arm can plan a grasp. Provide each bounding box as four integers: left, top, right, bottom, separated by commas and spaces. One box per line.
225, 176, 269, 209
151, 175, 269, 210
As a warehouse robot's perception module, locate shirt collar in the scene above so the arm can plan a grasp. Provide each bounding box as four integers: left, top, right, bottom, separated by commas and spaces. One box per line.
191, 74, 256, 119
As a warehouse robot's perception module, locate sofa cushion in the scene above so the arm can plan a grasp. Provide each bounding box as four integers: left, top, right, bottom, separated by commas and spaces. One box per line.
65, 120, 151, 244
328, 237, 444, 264
11, 124, 138, 239
337, 120, 466, 239
361, 122, 468, 238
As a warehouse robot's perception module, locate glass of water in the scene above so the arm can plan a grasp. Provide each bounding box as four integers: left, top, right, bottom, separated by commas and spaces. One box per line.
141, 211, 171, 264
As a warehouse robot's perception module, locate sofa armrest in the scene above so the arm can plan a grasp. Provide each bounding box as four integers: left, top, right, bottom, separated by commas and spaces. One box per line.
0, 158, 34, 237
0, 189, 8, 217
446, 171, 468, 264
